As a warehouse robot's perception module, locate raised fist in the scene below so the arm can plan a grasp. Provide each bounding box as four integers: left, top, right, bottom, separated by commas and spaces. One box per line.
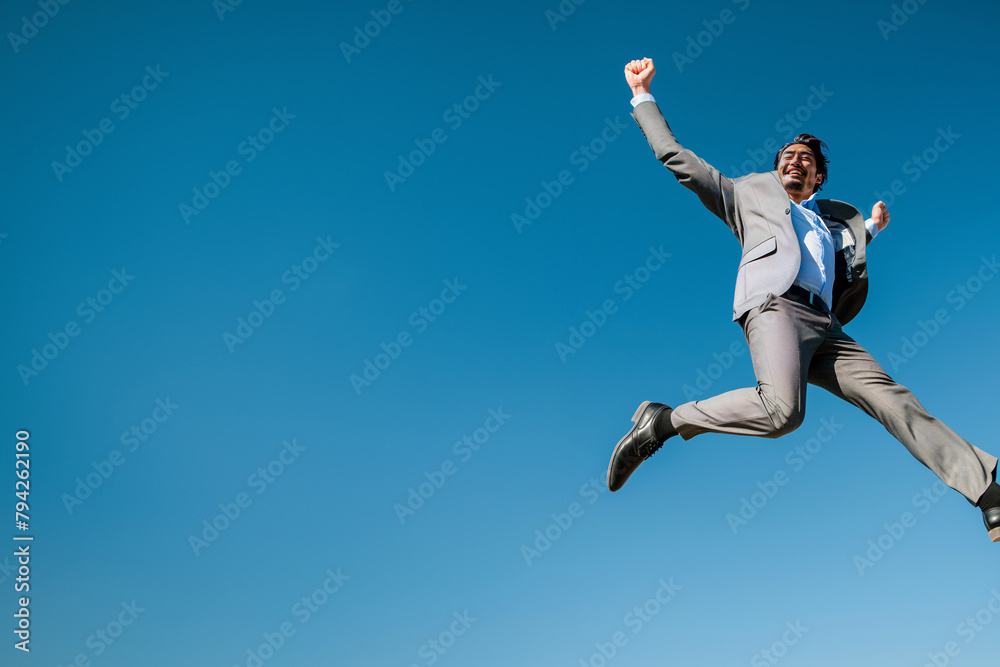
871, 200, 890, 231
625, 58, 655, 95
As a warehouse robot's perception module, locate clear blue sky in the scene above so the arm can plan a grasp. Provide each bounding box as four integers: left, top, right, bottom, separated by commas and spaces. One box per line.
2, 0, 999, 665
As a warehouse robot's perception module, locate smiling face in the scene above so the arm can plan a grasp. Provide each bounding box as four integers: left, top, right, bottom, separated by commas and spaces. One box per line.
777, 144, 823, 201
777, 144, 823, 202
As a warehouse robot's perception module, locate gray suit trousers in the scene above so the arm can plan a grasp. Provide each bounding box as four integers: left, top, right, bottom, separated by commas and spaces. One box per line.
671, 292, 997, 504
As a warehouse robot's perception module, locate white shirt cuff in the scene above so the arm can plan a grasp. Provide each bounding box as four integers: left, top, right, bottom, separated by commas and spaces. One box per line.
630, 93, 655, 108
864, 217, 880, 239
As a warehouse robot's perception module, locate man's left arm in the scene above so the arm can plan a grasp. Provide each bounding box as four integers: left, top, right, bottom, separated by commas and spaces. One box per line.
866, 200, 890, 243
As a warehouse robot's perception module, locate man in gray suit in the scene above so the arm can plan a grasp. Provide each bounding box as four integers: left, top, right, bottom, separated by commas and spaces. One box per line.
606, 58, 1000, 542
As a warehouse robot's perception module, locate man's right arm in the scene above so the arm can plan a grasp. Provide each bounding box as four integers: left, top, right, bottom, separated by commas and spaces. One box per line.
625, 59, 738, 233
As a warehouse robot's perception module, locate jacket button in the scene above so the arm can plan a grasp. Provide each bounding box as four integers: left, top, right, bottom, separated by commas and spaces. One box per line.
785, 207, 790, 214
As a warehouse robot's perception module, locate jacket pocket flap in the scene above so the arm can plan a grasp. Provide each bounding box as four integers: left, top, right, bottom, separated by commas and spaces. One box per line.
739, 236, 777, 267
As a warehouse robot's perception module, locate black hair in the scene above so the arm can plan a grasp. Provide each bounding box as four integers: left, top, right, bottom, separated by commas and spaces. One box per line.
773, 134, 829, 193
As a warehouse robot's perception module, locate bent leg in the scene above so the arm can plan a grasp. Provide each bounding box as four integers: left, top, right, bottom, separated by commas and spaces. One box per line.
671, 295, 827, 439
807, 320, 997, 504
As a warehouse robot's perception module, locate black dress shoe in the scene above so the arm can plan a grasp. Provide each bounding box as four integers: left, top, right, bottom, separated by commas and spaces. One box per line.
607, 401, 672, 492
984, 507, 1000, 543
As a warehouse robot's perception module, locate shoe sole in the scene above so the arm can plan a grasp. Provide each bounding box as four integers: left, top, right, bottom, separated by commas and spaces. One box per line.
990, 526, 1000, 543
606, 401, 653, 492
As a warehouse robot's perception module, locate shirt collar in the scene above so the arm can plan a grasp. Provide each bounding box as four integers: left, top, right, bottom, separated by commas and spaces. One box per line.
795, 192, 821, 216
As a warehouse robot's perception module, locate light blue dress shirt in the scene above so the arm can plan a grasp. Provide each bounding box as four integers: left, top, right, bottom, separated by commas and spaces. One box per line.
791, 193, 836, 307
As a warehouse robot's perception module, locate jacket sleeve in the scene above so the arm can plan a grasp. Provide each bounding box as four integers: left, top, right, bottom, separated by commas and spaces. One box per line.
631, 100, 740, 237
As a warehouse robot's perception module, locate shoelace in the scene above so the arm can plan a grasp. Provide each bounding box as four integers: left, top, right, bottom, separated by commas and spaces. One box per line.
637, 437, 663, 459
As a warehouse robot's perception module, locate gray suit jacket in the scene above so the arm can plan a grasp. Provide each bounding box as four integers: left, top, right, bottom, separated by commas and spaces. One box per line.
631, 101, 871, 325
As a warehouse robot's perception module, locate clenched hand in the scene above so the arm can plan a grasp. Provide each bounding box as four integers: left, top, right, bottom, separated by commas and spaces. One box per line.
625, 58, 655, 97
